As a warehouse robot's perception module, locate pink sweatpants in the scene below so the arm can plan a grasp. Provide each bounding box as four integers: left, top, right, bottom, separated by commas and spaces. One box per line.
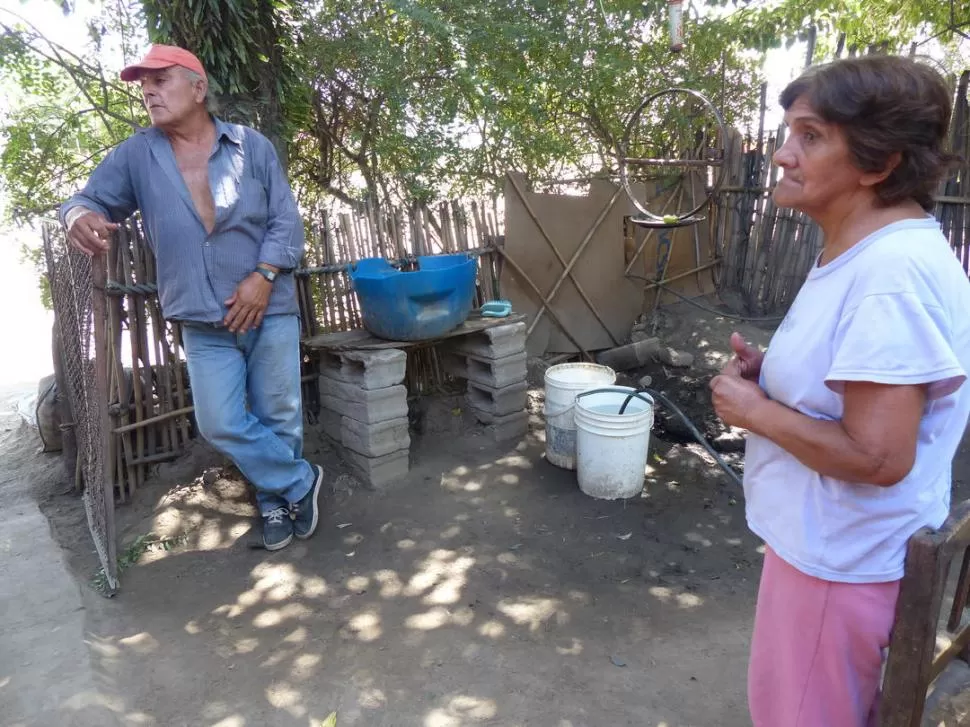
748, 548, 901, 727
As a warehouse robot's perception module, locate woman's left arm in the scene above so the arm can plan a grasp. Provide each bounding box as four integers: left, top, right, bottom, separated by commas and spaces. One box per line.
710, 374, 926, 486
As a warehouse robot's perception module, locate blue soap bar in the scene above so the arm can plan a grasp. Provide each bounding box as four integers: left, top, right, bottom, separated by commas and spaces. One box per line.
480, 300, 512, 318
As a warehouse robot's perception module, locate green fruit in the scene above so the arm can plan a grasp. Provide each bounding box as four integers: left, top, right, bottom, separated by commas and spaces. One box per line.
663, 214, 679, 224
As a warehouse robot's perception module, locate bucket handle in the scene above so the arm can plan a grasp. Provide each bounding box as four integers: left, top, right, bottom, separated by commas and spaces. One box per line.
544, 403, 575, 419
548, 387, 653, 418
574, 387, 654, 415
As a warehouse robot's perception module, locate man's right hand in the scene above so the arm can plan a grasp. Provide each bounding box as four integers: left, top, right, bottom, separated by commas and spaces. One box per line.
67, 210, 118, 256
722, 332, 764, 382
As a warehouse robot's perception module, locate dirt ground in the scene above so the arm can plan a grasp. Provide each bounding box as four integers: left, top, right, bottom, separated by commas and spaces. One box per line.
11, 298, 970, 726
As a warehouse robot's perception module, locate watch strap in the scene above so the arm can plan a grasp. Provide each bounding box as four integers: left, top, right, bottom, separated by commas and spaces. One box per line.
254, 266, 277, 283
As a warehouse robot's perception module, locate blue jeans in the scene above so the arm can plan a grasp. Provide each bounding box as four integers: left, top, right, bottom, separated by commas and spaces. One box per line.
181, 314, 314, 515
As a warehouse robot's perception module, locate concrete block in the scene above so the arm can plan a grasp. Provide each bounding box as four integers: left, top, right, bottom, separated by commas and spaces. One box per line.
319, 407, 411, 458
483, 410, 529, 442
342, 416, 411, 458
318, 349, 406, 390
447, 322, 527, 359
319, 375, 408, 424
319, 408, 343, 442
342, 447, 410, 489
468, 407, 529, 441
442, 350, 527, 389
466, 380, 528, 417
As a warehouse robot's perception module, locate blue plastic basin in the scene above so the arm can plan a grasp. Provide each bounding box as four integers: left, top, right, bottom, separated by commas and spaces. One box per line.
349, 253, 478, 341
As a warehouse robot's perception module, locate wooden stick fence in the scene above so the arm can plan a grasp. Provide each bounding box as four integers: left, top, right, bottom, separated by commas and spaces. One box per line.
45, 197, 505, 503
714, 71, 970, 316
297, 200, 504, 400
103, 223, 193, 502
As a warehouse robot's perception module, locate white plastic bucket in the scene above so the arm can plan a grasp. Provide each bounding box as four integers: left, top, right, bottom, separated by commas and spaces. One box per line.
543, 363, 616, 470
575, 387, 654, 500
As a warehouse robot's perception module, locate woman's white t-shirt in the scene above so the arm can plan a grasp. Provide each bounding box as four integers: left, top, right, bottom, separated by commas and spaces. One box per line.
744, 217, 970, 583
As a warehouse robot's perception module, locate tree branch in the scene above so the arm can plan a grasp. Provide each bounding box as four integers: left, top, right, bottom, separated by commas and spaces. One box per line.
1, 19, 141, 132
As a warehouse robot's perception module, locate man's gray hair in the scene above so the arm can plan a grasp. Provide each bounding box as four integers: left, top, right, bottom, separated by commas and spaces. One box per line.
182, 68, 217, 113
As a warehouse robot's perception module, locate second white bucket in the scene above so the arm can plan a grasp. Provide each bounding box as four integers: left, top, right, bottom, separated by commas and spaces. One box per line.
543, 363, 616, 470
575, 387, 655, 500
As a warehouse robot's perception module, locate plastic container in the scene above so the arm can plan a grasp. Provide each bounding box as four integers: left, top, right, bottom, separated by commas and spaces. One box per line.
574, 387, 654, 500
542, 363, 616, 470
350, 254, 478, 341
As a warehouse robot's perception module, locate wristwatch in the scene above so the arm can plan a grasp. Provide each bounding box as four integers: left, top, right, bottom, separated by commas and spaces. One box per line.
254, 266, 277, 283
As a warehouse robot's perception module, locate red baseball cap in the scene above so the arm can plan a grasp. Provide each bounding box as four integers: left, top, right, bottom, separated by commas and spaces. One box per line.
120, 44, 207, 82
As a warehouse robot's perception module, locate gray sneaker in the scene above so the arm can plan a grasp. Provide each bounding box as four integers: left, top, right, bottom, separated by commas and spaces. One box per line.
262, 506, 293, 551
291, 465, 324, 540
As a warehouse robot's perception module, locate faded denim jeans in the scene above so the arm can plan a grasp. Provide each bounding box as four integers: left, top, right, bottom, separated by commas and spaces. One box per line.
181, 314, 313, 515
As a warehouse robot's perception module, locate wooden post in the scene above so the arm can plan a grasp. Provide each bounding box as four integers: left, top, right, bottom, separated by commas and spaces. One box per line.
880, 529, 949, 726
107, 230, 135, 500
118, 231, 146, 490
138, 223, 178, 471
170, 322, 191, 445
322, 211, 344, 331
91, 252, 119, 592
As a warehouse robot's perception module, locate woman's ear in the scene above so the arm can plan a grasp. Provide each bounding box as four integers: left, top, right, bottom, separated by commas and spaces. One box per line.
861, 151, 902, 188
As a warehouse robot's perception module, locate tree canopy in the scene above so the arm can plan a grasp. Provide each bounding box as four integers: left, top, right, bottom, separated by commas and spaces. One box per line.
722, 0, 968, 56
1, 0, 967, 224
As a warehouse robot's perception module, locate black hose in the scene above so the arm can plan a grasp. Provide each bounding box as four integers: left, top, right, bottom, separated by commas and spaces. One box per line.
615, 386, 744, 488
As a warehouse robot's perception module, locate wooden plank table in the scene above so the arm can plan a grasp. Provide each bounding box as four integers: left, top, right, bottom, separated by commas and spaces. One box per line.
303, 313, 526, 353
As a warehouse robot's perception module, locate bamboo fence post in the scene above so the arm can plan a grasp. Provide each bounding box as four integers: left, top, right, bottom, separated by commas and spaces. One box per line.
117, 228, 146, 490
339, 213, 363, 327
413, 206, 426, 256
128, 222, 161, 478
310, 219, 330, 334
322, 211, 344, 331
139, 223, 179, 459
471, 200, 496, 300
106, 232, 135, 500
170, 321, 191, 445
366, 200, 386, 258
422, 205, 438, 254
131, 227, 160, 475
439, 202, 452, 253
339, 213, 354, 261
394, 210, 405, 258
91, 251, 118, 587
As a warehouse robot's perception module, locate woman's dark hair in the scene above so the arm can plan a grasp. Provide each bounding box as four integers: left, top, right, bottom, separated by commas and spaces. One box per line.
780, 56, 955, 211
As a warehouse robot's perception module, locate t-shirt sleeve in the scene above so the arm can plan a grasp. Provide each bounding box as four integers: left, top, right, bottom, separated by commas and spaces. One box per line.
826, 291, 966, 400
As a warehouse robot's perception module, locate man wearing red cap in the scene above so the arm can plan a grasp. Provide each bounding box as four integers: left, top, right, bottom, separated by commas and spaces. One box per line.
60, 45, 323, 552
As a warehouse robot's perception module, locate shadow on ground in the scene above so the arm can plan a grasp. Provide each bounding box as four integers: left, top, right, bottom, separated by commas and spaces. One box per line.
20, 300, 970, 726
23, 301, 787, 726
60, 425, 762, 727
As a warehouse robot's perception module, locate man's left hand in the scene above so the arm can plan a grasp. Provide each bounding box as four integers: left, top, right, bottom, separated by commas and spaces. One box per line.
224, 273, 272, 333
710, 372, 769, 430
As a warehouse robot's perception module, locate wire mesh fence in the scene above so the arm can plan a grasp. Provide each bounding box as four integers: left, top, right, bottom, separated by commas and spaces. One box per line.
42, 224, 118, 592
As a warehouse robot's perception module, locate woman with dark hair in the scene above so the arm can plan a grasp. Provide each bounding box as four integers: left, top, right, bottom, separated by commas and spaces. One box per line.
710, 56, 970, 726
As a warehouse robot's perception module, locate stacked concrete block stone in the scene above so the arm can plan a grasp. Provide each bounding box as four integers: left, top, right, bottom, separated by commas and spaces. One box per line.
442, 349, 527, 389
319, 349, 406, 390
445, 322, 530, 442
318, 348, 410, 488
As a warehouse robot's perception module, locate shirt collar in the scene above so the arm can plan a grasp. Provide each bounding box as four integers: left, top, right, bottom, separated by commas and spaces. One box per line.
138, 116, 243, 146
213, 117, 243, 146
